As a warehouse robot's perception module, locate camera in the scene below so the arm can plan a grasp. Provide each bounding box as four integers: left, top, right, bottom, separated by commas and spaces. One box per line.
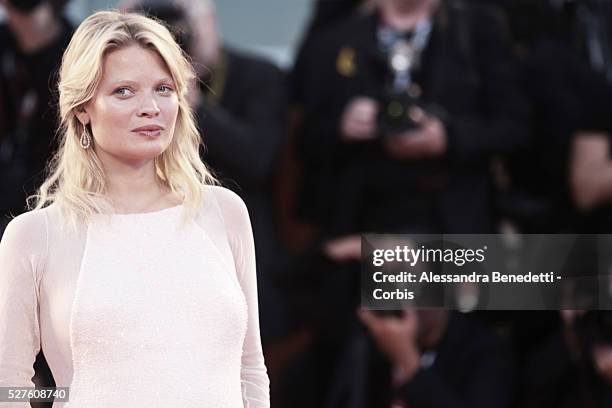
378, 84, 423, 137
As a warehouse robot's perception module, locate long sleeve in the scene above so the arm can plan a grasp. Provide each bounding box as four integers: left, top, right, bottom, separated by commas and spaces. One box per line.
0, 211, 47, 407
216, 188, 270, 407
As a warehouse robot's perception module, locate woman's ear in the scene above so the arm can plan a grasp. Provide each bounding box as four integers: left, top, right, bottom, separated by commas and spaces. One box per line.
75, 105, 90, 127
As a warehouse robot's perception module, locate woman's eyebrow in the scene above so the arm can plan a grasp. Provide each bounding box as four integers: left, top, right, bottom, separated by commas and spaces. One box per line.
106, 77, 175, 87
107, 79, 139, 87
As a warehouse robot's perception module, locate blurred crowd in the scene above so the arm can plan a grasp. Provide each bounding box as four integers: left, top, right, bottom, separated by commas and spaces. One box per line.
3, 0, 612, 407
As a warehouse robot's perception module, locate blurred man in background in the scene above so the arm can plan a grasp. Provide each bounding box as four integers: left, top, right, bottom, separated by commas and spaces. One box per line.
359, 309, 513, 407
292, 0, 529, 238
0, 0, 72, 233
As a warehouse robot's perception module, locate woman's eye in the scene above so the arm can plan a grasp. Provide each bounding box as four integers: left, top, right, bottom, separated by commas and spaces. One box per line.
114, 87, 133, 96
158, 85, 174, 94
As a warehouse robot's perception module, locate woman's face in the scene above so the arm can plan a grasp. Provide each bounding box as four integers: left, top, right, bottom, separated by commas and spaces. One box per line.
79, 44, 179, 168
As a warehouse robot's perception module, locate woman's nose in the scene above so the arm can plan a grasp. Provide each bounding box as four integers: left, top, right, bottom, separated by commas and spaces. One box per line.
137, 96, 161, 117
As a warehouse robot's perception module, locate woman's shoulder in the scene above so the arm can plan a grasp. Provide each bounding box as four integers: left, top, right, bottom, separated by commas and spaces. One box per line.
1, 207, 54, 261
202, 185, 249, 217
201, 185, 251, 233
3, 208, 49, 240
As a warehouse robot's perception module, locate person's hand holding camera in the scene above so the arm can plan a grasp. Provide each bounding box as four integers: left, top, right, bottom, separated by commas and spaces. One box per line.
384, 106, 447, 160
340, 97, 380, 142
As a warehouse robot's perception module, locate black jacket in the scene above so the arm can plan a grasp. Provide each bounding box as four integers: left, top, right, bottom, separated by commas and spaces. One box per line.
326, 312, 514, 408
394, 313, 513, 408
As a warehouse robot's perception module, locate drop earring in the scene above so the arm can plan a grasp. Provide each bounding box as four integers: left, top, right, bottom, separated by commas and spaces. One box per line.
80, 126, 91, 149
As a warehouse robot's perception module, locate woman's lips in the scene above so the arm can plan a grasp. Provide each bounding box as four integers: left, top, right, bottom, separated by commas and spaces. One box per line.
134, 129, 162, 137
131, 125, 164, 137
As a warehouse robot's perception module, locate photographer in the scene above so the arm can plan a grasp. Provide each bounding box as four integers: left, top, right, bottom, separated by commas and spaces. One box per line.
293, 0, 529, 237
0, 0, 72, 231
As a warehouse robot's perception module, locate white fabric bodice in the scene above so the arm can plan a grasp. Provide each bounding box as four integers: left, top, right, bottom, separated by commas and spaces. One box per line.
0, 186, 269, 408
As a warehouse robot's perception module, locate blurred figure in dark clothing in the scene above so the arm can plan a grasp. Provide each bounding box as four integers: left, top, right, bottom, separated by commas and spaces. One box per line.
279, 0, 375, 253
571, 128, 612, 233
0, 0, 72, 231
490, 4, 612, 405
291, 0, 374, 106
565, 0, 612, 233
568, 83, 612, 233
126, 0, 290, 346
359, 310, 513, 408
522, 311, 612, 408
497, 0, 612, 233
293, 0, 529, 237
570, 0, 612, 84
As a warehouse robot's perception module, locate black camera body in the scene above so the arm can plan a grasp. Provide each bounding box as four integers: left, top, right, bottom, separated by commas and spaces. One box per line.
378, 86, 422, 138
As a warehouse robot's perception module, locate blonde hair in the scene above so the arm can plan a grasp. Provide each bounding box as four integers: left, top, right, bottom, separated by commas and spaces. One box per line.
31, 10, 216, 224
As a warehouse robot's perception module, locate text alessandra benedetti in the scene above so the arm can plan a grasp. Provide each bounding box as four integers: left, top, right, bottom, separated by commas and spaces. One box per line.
373, 271, 559, 283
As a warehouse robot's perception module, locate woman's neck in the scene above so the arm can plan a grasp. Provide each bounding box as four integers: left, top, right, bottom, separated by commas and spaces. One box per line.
103, 163, 179, 214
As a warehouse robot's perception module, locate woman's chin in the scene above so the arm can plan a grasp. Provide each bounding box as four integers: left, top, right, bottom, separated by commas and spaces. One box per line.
96, 145, 169, 167
127, 139, 171, 158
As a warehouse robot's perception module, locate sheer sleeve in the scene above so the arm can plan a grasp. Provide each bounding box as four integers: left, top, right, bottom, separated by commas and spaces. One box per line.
215, 188, 270, 407
0, 211, 47, 407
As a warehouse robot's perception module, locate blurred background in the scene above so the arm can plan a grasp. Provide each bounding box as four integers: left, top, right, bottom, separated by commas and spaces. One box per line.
3, 0, 612, 407
56, 0, 311, 66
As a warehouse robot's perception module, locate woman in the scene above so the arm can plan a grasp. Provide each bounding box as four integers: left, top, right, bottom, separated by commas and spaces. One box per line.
0, 10, 269, 407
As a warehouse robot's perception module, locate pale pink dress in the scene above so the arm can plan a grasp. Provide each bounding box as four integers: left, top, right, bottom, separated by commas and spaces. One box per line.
0, 186, 269, 407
